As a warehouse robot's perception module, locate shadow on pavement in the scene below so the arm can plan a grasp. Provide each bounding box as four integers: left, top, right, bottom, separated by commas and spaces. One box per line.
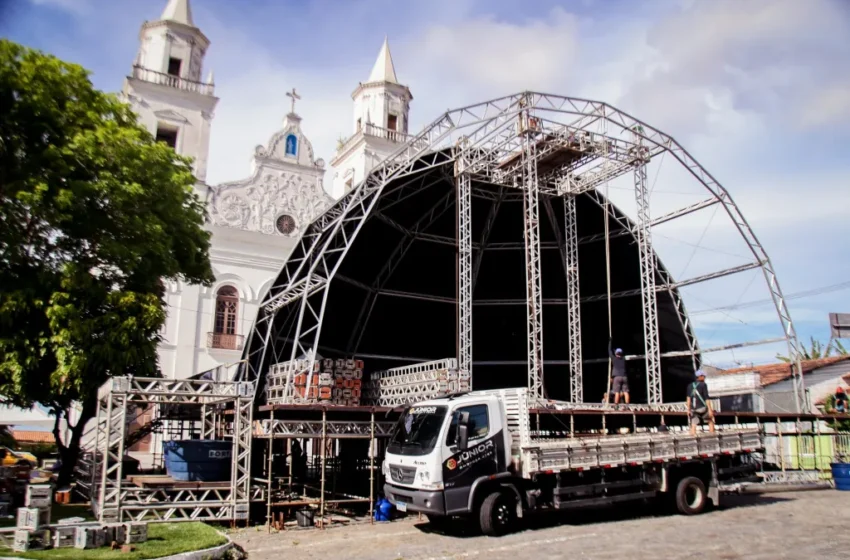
412, 493, 795, 539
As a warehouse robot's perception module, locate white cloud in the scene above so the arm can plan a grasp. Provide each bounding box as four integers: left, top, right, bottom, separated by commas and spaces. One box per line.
799, 84, 850, 128
28, 0, 90, 14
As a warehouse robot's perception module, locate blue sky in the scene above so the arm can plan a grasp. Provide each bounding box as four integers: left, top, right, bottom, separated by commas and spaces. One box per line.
4, 0, 850, 368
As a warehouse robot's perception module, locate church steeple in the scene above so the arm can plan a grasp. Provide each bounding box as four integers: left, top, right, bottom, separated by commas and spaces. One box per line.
367, 37, 398, 84
160, 0, 194, 27
331, 38, 413, 198
122, 0, 218, 184
133, 0, 210, 84
350, 37, 412, 135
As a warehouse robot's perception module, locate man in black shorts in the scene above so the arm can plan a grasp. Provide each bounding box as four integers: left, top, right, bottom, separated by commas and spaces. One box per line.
609, 340, 629, 404
687, 370, 715, 435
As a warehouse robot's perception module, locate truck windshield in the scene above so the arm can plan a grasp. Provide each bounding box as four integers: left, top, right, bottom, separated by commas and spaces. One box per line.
387, 405, 447, 456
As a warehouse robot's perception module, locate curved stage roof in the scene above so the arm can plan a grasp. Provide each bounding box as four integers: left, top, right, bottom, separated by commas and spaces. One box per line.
244, 92, 800, 407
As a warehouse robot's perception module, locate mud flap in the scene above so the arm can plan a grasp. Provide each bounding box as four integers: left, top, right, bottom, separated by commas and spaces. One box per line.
708, 482, 719, 506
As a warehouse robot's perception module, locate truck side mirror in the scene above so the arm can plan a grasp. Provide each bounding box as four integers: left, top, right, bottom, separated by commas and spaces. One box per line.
456, 411, 470, 451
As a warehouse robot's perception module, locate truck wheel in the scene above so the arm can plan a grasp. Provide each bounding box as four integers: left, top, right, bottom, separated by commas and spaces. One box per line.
675, 476, 707, 515
479, 491, 516, 537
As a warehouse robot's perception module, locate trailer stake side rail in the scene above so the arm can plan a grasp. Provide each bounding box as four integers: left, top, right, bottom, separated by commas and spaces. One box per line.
523, 430, 762, 474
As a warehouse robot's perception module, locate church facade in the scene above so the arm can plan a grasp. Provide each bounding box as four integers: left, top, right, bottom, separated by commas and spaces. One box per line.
122, 0, 416, 382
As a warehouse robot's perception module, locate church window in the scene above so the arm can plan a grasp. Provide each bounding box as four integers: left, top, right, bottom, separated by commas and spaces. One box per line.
155, 125, 178, 149
167, 57, 182, 77
387, 113, 398, 131
285, 134, 298, 156
276, 214, 297, 236
214, 286, 239, 336
356, 118, 362, 131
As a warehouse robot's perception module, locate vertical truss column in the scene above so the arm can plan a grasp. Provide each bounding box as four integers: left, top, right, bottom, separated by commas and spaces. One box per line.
564, 193, 583, 402
456, 141, 473, 384
521, 109, 545, 400
633, 134, 663, 404
96, 381, 128, 522
231, 383, 254, 522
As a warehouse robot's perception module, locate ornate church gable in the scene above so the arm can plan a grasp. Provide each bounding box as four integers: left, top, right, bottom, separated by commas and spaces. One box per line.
208, 108, 333, 237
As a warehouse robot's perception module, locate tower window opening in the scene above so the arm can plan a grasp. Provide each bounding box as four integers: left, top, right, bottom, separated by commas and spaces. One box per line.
167, 57, 182, 77
387, 113, 398, 131
155, 125, 178, 149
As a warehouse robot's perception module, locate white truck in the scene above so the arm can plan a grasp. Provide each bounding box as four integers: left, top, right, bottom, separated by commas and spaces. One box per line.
382, 388, 762, 536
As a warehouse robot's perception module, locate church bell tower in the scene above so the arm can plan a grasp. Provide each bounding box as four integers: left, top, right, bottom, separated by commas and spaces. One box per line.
122, 0, 218, 194
330, 38, 413, 198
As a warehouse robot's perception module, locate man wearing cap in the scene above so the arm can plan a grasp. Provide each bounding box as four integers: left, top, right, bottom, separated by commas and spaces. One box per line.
687, 370, 715, 435
608, 339, 630, 404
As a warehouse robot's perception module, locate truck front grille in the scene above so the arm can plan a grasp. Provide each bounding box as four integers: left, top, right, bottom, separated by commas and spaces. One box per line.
389, 464, 416, 485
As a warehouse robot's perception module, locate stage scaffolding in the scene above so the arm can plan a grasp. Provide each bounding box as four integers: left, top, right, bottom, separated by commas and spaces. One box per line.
89, 372, 259, 523
244, 91, 806, 413
255, 407, 397, 530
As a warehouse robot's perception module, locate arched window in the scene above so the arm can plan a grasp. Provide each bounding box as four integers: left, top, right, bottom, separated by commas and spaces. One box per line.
209, 286, 242, 350
285, 134, 297, 156
214, 286, 239, 335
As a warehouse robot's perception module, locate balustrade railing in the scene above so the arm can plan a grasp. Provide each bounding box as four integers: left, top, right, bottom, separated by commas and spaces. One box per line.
132, 65, 215, 96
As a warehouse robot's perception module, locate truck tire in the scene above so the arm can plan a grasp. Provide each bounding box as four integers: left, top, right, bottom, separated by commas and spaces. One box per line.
479, 491, 516, 537
675, 476, 707, 515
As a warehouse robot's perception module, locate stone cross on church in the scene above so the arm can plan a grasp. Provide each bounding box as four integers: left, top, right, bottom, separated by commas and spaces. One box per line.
286, 88, 301, 115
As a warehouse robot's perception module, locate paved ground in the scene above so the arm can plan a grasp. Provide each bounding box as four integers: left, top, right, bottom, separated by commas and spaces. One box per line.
232, 490, 850, 560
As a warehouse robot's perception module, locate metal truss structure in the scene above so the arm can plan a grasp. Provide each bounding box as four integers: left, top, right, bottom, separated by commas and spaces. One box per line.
563, 193, 583, 402
91, 375, 257, 523
455, 139, 474, 385
255, 419, 396, 439
363, 358, 470, 407
631, 130, 663, 404
243, 92, 805, 410
536, 400, 689, 414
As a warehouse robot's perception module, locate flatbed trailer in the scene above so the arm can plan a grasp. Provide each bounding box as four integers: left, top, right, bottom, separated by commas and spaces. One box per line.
382, 388, 763, 536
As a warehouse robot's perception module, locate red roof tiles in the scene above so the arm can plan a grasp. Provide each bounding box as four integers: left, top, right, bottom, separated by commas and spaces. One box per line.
10, 430, 55, 444
719, 355, 850, 387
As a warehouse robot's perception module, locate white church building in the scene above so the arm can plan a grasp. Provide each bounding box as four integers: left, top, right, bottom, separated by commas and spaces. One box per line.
122, 0, 415, 383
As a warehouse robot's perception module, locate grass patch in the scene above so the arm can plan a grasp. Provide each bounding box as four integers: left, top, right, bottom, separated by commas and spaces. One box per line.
5, 522, 227, 560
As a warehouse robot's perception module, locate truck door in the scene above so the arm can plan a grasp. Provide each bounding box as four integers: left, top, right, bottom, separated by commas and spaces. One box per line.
441, 400, 507, 514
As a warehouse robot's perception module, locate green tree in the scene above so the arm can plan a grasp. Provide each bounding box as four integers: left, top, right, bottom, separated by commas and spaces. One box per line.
0, 40, 214, 485
776, 336, 849, 364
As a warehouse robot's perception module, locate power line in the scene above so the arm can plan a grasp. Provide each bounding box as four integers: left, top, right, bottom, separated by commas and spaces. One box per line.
691, 279, 850, 316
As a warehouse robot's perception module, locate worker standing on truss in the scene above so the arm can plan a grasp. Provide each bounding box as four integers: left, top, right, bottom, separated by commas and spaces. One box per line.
608, 339, 630, 405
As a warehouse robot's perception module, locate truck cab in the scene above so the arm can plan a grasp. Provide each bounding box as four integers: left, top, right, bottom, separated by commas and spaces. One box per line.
382, 393, 512, 521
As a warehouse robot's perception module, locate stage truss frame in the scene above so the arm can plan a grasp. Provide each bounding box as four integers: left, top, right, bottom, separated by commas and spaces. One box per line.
242, 92, 805, 411
91, 375, 258, 523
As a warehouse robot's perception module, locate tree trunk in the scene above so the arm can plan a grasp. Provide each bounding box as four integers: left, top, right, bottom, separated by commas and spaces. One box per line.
55, 399, 97, 488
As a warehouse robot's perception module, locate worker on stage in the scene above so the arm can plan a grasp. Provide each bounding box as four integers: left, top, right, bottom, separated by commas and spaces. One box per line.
608, 339, 630, 404
687, 370, 715, 435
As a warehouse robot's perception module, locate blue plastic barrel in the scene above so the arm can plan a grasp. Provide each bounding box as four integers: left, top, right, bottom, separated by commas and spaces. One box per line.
832, 462, 850, 491
163, 440, 232, 482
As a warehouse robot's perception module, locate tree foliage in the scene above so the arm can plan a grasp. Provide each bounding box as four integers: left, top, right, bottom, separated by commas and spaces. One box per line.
0, 40, 214, 483
776, 336, 849, 364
